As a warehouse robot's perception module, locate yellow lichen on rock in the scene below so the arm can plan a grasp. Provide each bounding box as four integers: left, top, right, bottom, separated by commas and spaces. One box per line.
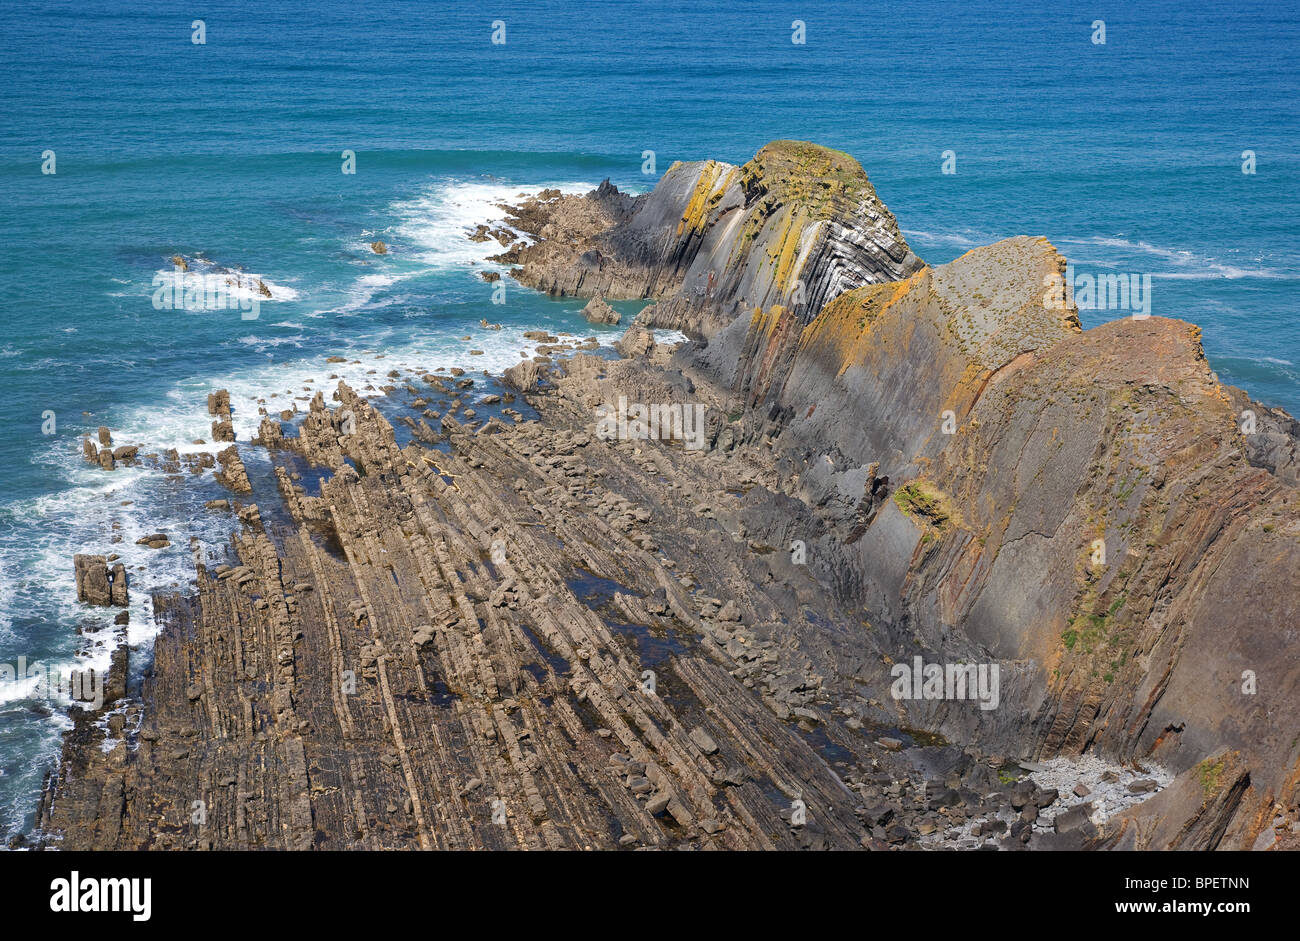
749, 303, 786, 344
796, 270, 928, 378
740, 140, 874, 217
768, 208, 809, 295
676, 161, 736, 238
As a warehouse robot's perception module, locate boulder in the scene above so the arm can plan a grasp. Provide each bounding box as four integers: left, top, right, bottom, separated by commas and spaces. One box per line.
666, 799, 695, 827
1010, 780, 1036, 810
615, 324, 655, 358
1053, 802, 1094, 834
927, 787, 962, 810
503, 360, 543, 393
580, 294, 620, 325
864, 804, 895, 827
884, 824, 910, 844
688, 727, 719, 755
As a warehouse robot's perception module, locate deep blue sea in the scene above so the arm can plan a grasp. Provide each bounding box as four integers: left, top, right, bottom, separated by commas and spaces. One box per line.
0, 0, 1295, 838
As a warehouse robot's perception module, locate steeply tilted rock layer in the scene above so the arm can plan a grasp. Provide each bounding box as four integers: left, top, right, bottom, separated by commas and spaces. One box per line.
38, 141, 1300, 851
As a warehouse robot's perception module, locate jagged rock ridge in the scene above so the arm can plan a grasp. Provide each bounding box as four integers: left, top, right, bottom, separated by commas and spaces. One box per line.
488, 141, 1300, 849
35, 140, 1300, 852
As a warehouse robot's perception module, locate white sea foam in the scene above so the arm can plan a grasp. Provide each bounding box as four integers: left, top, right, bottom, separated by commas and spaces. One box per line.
650, 328, 689, 347
0, 554, 13, 643
150, 266, 303, 303
0, 174, 634, 821
0, 430, 236, 696
388, 178, 595, 271
91, 327, 556, 456
0, 672, 48, 705
902, 228, 987, 249
1056, 235, 1297, 281
357, 273, 401, 289
904, 228, 1298, 282
236, 333, 308, 352
322, 178, 597, 316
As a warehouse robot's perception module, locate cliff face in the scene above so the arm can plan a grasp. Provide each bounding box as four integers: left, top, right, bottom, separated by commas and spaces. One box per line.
502, 141, 922, 350
840, 305, 1300, 847
493, 141, 1300, 849
37, 141, 1299, 852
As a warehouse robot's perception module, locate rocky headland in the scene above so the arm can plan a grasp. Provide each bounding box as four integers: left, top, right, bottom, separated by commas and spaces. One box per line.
34, 141, 1300, 851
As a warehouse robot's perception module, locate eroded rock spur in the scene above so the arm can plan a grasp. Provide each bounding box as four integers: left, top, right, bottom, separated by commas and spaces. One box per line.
37, 141, 1300, 851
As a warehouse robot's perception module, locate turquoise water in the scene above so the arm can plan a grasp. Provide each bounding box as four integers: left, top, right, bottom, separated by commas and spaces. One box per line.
0, 0, 1296, 837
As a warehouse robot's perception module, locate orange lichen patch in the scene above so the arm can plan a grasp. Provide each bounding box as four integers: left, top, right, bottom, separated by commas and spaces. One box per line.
676, 161, 736, 237
725, 140, 905, 273
935, 360, 988, 423
1276, 759, 1300, 823
796, 270, 927, 377
1041, 637, 1068, 685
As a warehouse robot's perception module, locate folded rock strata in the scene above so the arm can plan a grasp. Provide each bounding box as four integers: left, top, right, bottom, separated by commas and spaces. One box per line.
485, 140, 1300, 849
36, 140, 1300, 851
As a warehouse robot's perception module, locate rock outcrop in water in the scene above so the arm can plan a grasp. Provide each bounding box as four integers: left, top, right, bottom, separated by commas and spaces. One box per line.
499, 142, 922, 338
74, 555, 115, 607
36, 141, 1300, 851
580, 294, 621, 325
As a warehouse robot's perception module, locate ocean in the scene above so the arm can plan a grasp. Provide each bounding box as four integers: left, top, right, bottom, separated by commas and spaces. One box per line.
0, 0, 1295, 838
